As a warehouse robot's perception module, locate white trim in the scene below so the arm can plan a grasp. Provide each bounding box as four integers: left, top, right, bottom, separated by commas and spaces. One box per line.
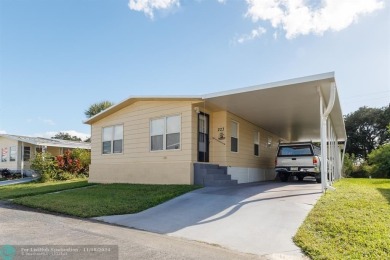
101, 124, 124, 155
203, 72, 335, 99
227, 167, 276, 183
149, 114, 182, 152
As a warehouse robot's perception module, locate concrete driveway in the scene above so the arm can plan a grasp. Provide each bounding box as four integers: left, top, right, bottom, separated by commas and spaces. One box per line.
95, 181, 322, 259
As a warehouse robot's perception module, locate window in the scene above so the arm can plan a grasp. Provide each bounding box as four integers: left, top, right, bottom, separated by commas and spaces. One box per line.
254, 131, 260, 156
23, 147, 31, 161
102, 125, 123, 154
1, 147, 8, 162
278, 145, 313, 156
150, 115, 181, 151
231, 121, 238, 152
9, 146, 16, 161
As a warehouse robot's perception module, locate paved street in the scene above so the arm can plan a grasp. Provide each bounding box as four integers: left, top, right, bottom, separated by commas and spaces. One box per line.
0, 201, 260, 260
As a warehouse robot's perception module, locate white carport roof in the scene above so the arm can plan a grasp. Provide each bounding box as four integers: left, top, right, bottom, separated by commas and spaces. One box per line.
84, 72, 346, 143
203, 72, 346, 142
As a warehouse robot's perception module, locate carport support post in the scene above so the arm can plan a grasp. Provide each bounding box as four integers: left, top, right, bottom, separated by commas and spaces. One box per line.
319, 96, 327, 193
21, 142, 24, 178
318, 84, 337, 192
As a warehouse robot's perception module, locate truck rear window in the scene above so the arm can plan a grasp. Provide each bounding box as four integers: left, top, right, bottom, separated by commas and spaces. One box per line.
278, 145, 313, 156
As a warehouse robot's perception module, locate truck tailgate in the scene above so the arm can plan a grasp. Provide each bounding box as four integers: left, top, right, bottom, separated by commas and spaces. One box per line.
277, 156, 313, 167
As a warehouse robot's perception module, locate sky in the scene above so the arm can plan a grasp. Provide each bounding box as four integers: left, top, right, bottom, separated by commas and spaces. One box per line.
0, 0, 389, 140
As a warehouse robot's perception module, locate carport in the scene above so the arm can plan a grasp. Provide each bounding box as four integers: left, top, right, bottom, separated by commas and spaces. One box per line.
202, 72, 347, 192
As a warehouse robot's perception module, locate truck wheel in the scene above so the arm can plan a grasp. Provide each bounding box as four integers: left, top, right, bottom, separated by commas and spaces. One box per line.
279, 172, 289, 182
297, 176, 304, 181
316, 178, 321, 183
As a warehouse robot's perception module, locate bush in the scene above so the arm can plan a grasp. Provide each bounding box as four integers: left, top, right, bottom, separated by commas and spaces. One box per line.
367, 143, 390, 178
57, 171, 75, 180
30, 152, 58, 182
56, 149, 90, 176
343, 153, 354, 177
343, 153, 370, 178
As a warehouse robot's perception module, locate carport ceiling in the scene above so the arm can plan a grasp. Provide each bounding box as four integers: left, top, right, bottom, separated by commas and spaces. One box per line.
203, 72, 346, 142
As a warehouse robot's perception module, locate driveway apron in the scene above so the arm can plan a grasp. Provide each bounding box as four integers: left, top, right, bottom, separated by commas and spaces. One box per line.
95, 181, 322, 258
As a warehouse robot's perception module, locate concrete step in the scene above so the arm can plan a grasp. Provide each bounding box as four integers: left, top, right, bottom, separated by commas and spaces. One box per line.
204, 179, 238, 187
206, 169, 226, 175
203, 173, 232, 180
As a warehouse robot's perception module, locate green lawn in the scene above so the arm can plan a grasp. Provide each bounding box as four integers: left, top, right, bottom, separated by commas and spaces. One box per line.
294, 178, 390, 259
0, 179, 94, 200
13, 184, 200, 218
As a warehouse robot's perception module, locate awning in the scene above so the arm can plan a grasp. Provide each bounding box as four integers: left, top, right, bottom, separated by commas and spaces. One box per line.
203, 72, 346, 142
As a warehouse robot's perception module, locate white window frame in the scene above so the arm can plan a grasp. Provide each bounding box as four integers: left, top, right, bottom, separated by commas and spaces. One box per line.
23, 146, 31, 161
231, 120, 239, 153
102, 124, 124, 155
254, 131, 260, 157
150, 114, 181, 152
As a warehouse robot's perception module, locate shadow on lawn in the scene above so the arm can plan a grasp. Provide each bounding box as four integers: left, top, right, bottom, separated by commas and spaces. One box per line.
377, 188, 390, 204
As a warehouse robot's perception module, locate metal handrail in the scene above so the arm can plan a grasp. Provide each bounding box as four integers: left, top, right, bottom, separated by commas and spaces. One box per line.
212, 137, 225, 145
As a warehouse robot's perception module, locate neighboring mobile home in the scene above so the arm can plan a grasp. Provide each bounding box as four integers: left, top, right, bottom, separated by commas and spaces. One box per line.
85, 73, 346, 186
0, 134, 91, 175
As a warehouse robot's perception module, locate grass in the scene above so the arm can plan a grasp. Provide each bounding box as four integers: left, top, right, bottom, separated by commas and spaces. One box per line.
0, 179, 94, 200
13, 184, 201, 217
294, 178, 390, 259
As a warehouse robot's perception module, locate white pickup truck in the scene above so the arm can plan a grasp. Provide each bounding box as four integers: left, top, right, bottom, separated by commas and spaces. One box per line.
275, 142, 321, 183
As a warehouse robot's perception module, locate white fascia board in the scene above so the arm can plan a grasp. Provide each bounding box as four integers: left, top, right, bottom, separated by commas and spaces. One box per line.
84, 95, 202, 124
202, 72, 335, 99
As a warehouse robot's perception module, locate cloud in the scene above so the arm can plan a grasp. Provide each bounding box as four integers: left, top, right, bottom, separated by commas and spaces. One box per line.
245, 0, 385, 39
236, 26, 267, 43
0, 130, 6, 134
128, 0, 180, 18
36, 130, 90, 141
217, 0, 227, 3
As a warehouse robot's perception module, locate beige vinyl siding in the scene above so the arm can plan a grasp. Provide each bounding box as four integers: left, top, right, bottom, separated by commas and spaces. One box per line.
89, 100, 197, 184
225, 112, 281, 168
209, 111, 227, 165
0, 137, 19, 170
47, 147, 62, 156
91, 101, 195, 163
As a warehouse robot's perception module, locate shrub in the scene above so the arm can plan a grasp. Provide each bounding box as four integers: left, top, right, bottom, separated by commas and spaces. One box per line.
69, 148, 90, 175
343, 153, 370, 178
57, 171, 75, 180
343, 153, 354, 177
30, 152, 58, 182
56, 149, 90, 176
367, 143, 390, 178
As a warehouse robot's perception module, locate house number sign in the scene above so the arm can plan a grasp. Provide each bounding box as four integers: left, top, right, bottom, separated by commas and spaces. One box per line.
218, 127, 225, 140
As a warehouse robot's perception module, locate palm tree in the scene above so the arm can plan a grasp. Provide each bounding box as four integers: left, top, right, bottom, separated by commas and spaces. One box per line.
84, 101, 114, 118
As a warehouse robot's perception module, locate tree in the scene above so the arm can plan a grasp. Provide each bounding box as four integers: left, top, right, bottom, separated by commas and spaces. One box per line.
52, 132, 82, 141
84, 101, 114, 118
344, 105, 390, 159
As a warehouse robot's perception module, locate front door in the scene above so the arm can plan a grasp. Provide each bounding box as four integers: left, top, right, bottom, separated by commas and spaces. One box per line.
198, 113, 209, 162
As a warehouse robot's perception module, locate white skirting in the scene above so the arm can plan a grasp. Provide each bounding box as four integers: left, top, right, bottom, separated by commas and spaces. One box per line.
227, 167, 276, 184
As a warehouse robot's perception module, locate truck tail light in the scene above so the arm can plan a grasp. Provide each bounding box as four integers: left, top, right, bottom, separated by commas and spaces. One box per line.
313, 156, 318, 164
275, 157, 277, 166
